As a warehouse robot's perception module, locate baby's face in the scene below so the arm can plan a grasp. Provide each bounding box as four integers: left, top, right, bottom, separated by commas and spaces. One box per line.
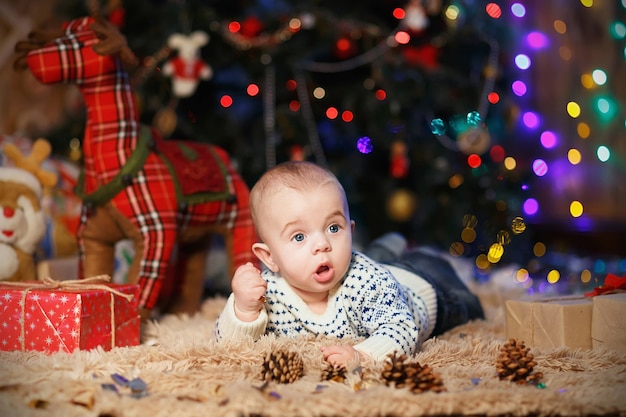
259, 182, 353, 302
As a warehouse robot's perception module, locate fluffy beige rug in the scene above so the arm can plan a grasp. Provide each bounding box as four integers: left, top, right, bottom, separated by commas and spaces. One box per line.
1, 286, 625, 417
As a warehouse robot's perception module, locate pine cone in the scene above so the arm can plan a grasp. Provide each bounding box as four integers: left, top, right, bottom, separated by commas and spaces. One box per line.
496, 338, 543, 385
321, 363, 347, 383
260, 350, 304, 384
381, 352, 446, 394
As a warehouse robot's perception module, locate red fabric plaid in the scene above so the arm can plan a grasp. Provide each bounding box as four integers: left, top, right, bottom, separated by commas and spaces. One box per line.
27, 17, 259, 309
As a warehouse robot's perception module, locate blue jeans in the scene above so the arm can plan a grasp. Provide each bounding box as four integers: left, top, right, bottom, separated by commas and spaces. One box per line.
364, 238, 484, 337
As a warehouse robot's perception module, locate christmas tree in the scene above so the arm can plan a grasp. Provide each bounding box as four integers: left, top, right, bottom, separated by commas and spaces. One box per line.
29, 0, 626, 291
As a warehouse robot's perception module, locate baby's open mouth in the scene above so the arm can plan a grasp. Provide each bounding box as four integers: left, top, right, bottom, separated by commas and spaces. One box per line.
316, 264, 329, 274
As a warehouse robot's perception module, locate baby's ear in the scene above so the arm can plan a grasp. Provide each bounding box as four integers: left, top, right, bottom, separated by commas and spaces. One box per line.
252, 242, 278, 272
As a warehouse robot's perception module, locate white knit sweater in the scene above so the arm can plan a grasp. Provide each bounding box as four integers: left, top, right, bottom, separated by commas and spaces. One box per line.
215, 251, 437, 361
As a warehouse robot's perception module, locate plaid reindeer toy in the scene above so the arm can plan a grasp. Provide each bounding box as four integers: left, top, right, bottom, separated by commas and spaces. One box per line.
14, 16, 259, 320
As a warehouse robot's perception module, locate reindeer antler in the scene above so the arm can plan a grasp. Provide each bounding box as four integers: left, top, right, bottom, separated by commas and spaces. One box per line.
4, 139, 58, 189
90, 18, 139, 70
13, 27, 66, 70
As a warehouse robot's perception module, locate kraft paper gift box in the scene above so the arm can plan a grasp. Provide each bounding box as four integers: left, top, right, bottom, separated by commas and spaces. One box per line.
0, 276, 140, 353
591, 292, 626, 353
505, 296, 593, 349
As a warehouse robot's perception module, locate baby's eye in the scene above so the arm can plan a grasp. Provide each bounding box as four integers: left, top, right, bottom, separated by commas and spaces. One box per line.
328, 224, 340, 233
292, 233, 305, 242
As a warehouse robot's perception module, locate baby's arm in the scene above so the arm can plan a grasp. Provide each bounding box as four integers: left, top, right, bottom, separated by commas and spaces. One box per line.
214, 263, 268, 341
231, 262, 267, 321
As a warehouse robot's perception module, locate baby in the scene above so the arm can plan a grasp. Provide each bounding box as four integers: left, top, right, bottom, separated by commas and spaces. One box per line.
215, 161, 483, 366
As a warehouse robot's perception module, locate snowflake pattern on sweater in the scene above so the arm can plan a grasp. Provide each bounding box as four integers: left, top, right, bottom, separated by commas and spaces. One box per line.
215, 251, 431, 359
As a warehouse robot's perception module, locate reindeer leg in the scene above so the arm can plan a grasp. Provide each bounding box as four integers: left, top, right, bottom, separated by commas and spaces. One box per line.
167, 238, 210, 316
77, 203, 125, 279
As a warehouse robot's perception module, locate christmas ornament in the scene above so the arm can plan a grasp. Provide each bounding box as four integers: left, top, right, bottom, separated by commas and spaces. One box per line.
403, 0, 429, 32
457, 126, 491, 155
390, 140, 409, 178
510, 216, 526, 234
496, 339, 543, 385
162, 31, 212, 98
386, 189, 417, 222
152, 106, 178, 138
260, 350, 304, 384
380, 352, 446, 394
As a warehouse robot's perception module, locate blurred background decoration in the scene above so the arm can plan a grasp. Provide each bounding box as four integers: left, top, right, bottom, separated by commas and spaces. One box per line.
0, 0, 624, 294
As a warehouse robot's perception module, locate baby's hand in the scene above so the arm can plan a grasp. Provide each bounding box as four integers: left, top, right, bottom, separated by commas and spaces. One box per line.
231, 262, 267, 321
320, 345, 367, 368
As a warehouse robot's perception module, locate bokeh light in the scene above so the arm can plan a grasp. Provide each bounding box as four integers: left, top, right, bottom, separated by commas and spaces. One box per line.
567, 148, 582, 165
596, 145, 610, 162
511, 3, 526, 18
461, 227, 476, 243
313, 87, 326, 99
504, 156, 516, 170
395, 31, 411, 44
581, 73, 595, 89
246, 83, 259, 96
490, 145, 505, 162
487, 243, 504, 263
444, 4, 461, 20
523, 198, 539, 215
526, 31, 548, 49
532, 159, 548, 176
430, 118, 446, 135
220, 95, 233, 108
570, 200, 584, 217
567, 101, 581, 118
540, 131, 558, 149
516, 268, 530, 283
467, 154, 482, 168
488, 92, 500, 104
591, 69, 607, 85
559, 46, 572, 60
486, 3, 502, 18
580, 269, 592, 283
392, 7, 405, 19
511, 216, 526, 234
512, 80, 527, 96
514, 54, 531, 70
547, 269, 560, 284
326, 107, 338, 119
522, 111, 540, 129
356, 136, 373, 154
475, 254, 490, 270
553, 20, 567, 34
577, 122, 591, 138
533, 242, 546, 257
610, 21, 626, 39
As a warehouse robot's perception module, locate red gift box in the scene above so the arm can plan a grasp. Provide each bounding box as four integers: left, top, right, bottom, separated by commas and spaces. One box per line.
0, 276, 140, 353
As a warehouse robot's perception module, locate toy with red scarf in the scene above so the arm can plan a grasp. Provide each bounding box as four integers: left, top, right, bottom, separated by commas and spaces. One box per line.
13, 17, 259, 319
163, 31, 212, 98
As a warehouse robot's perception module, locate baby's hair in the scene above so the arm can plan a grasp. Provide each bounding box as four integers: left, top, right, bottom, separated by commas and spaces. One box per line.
250, 161, 346, 235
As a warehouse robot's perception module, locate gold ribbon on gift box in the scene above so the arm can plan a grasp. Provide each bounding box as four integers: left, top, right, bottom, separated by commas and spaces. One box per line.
1, 275, 134, 351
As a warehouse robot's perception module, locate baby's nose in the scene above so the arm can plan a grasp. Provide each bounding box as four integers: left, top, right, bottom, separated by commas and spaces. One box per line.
3, 207, 15, 218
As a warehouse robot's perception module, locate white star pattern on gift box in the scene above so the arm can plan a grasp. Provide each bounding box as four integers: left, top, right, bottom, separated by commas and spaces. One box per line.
0, 282, 140, 352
